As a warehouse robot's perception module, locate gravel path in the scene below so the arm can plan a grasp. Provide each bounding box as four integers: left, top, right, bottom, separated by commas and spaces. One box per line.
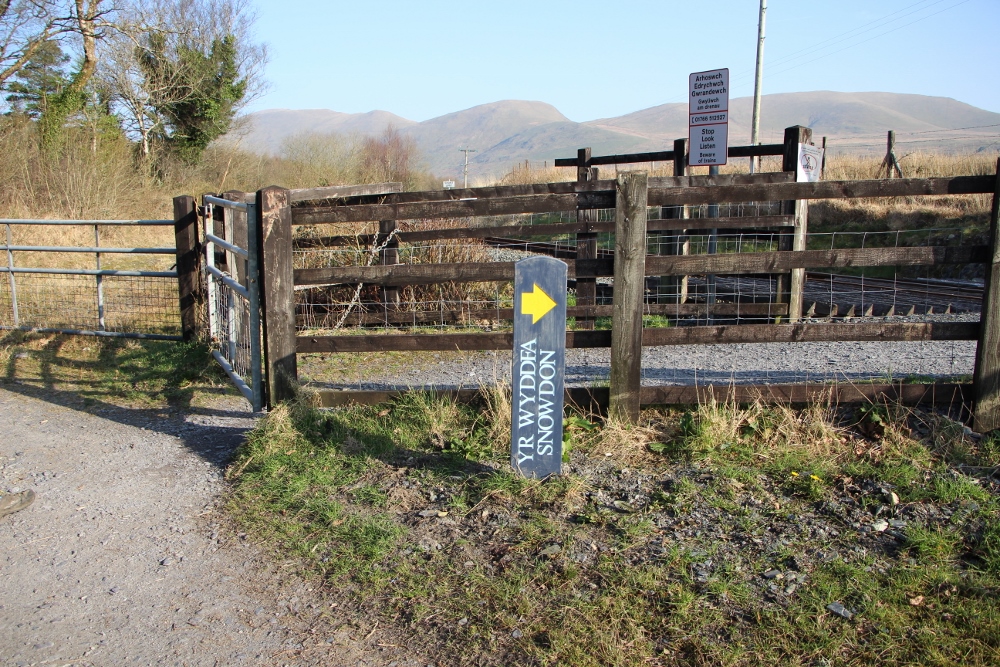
0, 387, 424, 667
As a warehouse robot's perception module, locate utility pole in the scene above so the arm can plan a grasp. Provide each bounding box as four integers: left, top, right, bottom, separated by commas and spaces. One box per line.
459, 148, 477, 188
750, 0, 767, 174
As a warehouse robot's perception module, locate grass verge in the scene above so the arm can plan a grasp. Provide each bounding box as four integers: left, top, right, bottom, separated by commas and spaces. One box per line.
226, 391, 1000, 666
0, 330, 228, 408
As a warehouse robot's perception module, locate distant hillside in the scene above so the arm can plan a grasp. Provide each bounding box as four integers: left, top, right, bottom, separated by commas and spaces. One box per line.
591, 92, 1000, 146
230, 92, 1000, 177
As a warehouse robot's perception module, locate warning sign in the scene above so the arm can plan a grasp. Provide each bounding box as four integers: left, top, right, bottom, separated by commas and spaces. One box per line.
511, 256, 567, 478
688, 68, 729, 167
796, 143, 824, 182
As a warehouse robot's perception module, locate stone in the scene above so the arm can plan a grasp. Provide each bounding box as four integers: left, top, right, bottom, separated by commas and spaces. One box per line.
539, 545, 562, 557
458, 617, 468, 626
762, 569, 782, 580
511, 629, 523, 639
872, 520, 889, 532
827, 602, 854, 620
417, 510, 439, 518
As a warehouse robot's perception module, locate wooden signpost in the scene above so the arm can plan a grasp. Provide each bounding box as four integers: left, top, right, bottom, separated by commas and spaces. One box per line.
511, 256, 567, 478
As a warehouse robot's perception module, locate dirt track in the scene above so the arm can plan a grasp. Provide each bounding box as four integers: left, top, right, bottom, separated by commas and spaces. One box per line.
0, 387, 422, 667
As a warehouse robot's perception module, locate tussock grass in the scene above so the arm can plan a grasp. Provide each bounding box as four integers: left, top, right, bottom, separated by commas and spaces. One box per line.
226, 391, 1000, 666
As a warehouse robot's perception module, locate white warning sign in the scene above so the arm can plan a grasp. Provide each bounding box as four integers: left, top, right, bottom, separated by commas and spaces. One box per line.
796, 143, 825, 182
688, 68, 729, 167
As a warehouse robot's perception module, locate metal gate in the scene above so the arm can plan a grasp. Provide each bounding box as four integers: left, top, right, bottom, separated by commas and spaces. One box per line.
2, 218, 183, 340
202, 195, 264, 412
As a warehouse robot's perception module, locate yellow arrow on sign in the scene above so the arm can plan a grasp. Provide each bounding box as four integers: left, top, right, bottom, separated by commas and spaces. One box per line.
520, 283, 557, 324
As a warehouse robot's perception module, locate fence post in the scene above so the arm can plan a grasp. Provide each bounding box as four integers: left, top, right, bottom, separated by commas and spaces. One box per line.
257, 186, 298, 406
173, 195, 204, 342
609, 171, 647, 423
882, 130, 903, 179
973, 159, 1000, 432
780, 125, 811, 322
658, 138, 689, 305
379, 220, 400, 312
575, 148, 599, 329
223, 190, 249, 286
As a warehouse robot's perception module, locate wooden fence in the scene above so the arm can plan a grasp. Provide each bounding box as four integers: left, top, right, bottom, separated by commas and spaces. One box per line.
176, 132, 1000, 432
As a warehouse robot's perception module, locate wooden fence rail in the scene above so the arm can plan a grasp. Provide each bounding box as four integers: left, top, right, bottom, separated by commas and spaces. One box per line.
290, 175, 994, 225
297, 322, 978, 354
316, 383, 971, 410
292, 215, 796, 249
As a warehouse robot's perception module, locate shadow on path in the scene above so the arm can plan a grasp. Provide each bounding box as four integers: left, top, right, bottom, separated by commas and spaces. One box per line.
1, 332, 256, 468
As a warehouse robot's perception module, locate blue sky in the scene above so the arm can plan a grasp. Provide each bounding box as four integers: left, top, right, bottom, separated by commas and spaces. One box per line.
246, 0, 1000, 121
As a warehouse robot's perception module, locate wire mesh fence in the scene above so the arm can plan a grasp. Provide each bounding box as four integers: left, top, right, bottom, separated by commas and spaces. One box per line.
209, 277, 256, 385
1, 220, 182, 339
291, 209, 984, 334
0, 273, 180, 334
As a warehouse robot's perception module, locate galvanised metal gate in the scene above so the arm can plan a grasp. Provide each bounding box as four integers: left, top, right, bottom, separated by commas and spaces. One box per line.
1, 218, 182, 340
201, 195, 264, 412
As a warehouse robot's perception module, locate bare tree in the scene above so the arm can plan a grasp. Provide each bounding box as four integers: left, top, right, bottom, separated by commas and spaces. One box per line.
0, 1, 115, 89
357, 126, 417, 187
1, 0, 74, 88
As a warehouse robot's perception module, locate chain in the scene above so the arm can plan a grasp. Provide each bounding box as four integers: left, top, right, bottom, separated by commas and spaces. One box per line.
332, 226, 400, 330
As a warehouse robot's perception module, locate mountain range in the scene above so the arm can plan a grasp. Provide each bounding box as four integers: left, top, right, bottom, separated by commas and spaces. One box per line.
229, 92, 1000, 178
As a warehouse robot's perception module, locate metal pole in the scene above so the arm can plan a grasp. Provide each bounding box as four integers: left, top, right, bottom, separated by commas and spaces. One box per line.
224, 208, 237, 364
203, 203, 218, 343
94, 224, 105, 331
750, 0, 767, 174
4, 223, 18, 326
459, 148, 477, 188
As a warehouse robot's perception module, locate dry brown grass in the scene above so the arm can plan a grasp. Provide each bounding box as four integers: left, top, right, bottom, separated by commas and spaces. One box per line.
494, 161, 572, 186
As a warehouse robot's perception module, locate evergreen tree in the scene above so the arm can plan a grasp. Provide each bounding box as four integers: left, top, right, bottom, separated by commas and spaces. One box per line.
138, 32, 247, 163
4, 39, 69, 118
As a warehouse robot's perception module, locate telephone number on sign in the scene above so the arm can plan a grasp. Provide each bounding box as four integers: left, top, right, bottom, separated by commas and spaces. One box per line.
691, 114, 727, 124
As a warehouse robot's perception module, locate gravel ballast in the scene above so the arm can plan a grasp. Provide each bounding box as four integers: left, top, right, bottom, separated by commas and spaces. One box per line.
304, 320, 977, 391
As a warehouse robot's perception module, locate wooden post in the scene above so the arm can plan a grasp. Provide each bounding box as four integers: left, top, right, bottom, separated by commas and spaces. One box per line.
379, 219, 400, 311
173, 195, 204, 342
882, 131, 903, 179
780, 125, 812, 321
973, 159, 1000, 432
575, 148, 599, 329
257, 186, 298, 406
609, 171, 647, 423
658, 138, 689, 304
820, 136, 827, 179
223, 190, 249, 286
210, 195, 228, 274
